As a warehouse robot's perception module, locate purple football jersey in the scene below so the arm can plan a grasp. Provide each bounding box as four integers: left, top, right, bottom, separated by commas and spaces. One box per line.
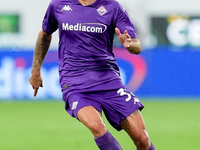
42, 0, 137, 99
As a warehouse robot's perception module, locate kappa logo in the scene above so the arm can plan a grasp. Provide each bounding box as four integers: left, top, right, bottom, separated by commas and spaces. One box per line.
61, 5, 73, 11
97, 6, 107, 16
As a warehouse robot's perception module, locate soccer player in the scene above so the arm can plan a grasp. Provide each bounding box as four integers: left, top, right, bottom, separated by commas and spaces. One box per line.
29, 0, 155, 149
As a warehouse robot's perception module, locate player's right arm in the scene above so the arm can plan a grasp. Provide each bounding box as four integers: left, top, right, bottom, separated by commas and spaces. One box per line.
29, 29, 52, 97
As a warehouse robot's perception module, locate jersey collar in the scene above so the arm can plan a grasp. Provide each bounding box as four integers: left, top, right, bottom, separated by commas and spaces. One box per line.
73, 0, 100, 8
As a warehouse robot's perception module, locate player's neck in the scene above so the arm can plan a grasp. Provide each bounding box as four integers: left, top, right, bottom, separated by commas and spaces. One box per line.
78, 0, 96, 6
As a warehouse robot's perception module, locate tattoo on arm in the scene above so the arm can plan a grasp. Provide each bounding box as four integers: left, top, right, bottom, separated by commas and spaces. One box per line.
31, 30, 52, 73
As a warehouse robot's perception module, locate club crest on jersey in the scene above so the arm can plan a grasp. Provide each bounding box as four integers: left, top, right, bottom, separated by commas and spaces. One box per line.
97, 6, 107, 16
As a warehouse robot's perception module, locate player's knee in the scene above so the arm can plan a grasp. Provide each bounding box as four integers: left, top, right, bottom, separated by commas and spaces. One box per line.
87, 121, 106, 137
135, 131, 150, 150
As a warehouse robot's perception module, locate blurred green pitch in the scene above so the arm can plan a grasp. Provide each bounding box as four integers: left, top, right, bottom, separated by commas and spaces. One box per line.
0, 99, 200, 150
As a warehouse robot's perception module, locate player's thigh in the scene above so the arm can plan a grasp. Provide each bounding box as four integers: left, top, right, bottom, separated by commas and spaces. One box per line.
121, 110, 151, 149
77, 106, 107, 137
121, 110, 148, 140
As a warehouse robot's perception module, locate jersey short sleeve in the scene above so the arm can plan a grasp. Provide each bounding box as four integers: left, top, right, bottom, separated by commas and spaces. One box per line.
114, 2, 137, 38
42, 0, 58, 34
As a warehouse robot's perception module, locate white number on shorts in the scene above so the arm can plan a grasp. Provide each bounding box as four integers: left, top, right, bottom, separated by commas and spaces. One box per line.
117, 88, 131, 102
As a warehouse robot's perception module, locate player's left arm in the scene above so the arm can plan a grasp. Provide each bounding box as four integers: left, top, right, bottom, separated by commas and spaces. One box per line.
115, 28, 141, 54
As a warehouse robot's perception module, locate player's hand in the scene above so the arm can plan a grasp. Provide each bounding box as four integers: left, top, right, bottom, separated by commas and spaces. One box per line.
115, 28, 132, 49
29, 72, 43, 97
115, 28, 141, 54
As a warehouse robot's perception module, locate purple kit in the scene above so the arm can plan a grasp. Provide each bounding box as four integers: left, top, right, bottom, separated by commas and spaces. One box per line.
42, 0, 143, 130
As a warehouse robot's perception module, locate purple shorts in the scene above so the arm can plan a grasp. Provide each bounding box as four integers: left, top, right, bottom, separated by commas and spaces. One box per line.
64, 85, 144, 131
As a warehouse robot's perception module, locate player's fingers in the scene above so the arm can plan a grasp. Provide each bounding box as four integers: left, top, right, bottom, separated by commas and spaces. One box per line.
125, 42, 131, 48
124, 30, 129, 35
40, 82, 43, 87
124, 31, 130, 39
115, 28, 121, 36
34, 88, 39, 97
127, 38, 131, 42
126, 34, 130, 39
124, 30, 128, 34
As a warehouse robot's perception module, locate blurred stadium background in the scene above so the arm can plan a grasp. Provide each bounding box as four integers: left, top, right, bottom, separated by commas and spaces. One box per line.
0, 0, 200, 150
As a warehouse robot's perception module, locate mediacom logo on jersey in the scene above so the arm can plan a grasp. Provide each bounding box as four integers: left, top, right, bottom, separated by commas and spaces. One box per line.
62, 23, 107, 33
